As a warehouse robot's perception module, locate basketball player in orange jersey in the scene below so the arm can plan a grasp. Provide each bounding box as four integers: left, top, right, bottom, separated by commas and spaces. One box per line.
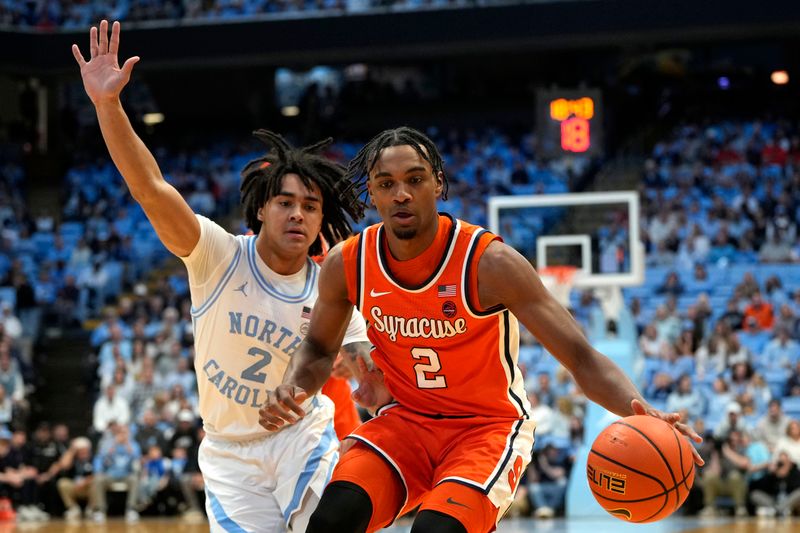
259, 127, 704, 533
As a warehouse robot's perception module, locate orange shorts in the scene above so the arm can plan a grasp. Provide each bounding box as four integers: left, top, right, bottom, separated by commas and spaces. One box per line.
330, 404, 536, 533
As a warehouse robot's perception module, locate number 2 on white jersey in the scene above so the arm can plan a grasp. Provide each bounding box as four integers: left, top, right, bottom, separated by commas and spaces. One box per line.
240, 347, 272, 384
412, 347, 447, 389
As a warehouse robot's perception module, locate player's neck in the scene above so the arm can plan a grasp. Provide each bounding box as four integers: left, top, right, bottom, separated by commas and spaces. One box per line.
385, 214, 440, 261
254, 234, 307, 276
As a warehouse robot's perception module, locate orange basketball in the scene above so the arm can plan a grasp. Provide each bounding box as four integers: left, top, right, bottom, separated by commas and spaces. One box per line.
587, 415, 695, 523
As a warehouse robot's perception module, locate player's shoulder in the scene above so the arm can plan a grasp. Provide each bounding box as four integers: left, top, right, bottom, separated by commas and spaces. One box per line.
476, 238, 522, 277
182, 215, 242, 266
453, 216, 484, 234
336, 232, 366, 260
451, 216, 502, 251
194, 214, 245, 245
318, 241, 347, 272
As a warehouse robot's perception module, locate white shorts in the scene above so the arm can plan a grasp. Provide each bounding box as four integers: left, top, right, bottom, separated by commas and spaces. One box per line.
199, 395, 338, 532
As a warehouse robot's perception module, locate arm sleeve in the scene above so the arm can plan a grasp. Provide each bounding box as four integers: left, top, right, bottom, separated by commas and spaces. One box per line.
179, 215, 239, 310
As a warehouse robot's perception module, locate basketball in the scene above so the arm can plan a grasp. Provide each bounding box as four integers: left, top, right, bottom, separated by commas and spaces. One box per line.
587, 415, 695, 523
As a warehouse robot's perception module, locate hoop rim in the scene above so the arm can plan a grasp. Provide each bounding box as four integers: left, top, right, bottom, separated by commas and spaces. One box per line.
539, 265, 580, 284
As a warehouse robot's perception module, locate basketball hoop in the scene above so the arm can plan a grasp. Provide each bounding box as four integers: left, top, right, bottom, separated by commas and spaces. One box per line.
539, 266, 581, 308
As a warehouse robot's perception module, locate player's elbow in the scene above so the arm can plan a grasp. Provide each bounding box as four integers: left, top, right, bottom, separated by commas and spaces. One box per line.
128, 180, 164, 206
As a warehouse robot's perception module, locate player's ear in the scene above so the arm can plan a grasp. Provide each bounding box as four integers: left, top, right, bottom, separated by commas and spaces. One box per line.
256, 207, 265, 222
366, 180, 375, 205
434, 171, 444, 198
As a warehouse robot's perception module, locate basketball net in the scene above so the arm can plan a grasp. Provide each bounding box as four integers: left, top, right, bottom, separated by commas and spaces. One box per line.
539, 266, 580, 308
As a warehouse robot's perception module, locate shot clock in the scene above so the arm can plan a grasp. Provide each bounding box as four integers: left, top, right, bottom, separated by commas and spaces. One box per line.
537, 88, 603, 157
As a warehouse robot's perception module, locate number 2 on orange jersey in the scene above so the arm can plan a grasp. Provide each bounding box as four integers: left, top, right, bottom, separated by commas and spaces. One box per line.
411, 347, 447, 389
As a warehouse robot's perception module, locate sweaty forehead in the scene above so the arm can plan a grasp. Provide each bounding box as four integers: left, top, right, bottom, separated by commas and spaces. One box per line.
371, 144, 431, 175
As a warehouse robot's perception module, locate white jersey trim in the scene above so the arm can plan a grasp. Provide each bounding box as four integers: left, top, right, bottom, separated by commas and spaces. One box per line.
356, 231, 367, 312
498, 312, 528, 419
282, 421, 337, 523
459, 228, 506, 319
190, 246, 243, 318
247, 237, 316, 303
374, 219, 461, 294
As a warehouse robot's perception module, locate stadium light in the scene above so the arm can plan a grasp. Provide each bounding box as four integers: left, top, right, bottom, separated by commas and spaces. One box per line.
143, 112, 164, 125
281, 106, 300, 117
771, 70, 789, 85
717, 77, 730, 90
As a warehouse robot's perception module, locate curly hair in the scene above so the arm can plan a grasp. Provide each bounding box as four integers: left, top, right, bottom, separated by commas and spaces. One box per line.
239, 129, 365, 256
346, 126, 448, 201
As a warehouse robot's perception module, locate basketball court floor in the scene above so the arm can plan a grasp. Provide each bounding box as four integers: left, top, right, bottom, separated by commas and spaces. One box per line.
0, 516, 795, 532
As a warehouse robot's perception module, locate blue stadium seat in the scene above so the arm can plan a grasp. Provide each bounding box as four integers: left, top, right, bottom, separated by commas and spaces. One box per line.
59, 221, 84, 238
31, 232, 55, 259
104, 262, 124, 296
519, 345, 543, 370
0, 287, 15, 309
763, 369, 790, 398
739, 331, 770, 355
781, 396, 800, 419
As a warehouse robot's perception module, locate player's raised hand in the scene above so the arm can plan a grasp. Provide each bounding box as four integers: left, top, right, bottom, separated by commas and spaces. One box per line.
71, 20, 140, 105
631, 399, 705, 466
258, 385, 309, 432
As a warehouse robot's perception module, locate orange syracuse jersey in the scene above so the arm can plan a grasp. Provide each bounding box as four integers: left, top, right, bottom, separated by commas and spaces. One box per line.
341, 214, 530, 419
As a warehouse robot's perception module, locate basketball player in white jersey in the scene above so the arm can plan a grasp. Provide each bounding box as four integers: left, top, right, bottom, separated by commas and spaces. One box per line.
73, 20, 372, 532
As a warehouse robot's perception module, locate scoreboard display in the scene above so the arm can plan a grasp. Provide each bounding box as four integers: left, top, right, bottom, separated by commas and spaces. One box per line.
537, 88, 604, 157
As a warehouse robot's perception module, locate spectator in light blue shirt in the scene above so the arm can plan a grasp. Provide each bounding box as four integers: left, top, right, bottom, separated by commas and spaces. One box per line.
97, 324, 133, 371
762, 328, 800, 371
667, 374, 705, 421
91, 425, 140, 523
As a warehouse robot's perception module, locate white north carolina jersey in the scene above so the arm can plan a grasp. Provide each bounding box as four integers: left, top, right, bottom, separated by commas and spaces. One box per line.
182, 215, 368, 440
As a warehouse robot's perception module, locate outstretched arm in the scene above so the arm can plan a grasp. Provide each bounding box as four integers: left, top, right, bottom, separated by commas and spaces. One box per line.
477, 241, 703, 465
72, 20, 199, 257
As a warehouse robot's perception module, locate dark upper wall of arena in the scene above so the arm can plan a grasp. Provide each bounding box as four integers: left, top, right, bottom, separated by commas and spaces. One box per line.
5, 0, 800, 73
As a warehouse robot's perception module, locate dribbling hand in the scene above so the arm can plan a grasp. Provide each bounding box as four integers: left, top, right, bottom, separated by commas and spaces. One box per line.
258, 385, 309, 432
72, 20, 140, 105
631, 399, 705, 466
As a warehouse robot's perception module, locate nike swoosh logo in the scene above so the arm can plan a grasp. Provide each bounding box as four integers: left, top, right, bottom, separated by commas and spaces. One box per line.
446, 497, 470, 509
370, 289, 392, 297
608, 508, 632, 520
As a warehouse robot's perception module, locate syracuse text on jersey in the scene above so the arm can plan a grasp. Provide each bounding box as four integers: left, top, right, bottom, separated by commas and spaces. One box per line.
369, 305, 468, 342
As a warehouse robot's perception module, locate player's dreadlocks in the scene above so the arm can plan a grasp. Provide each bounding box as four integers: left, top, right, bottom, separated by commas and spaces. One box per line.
240, 129, 365, 256
346, 126, 448, 200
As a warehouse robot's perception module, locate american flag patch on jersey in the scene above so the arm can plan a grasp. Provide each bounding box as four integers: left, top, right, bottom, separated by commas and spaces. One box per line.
437, 284, 456, 297
301, 306, 312, 319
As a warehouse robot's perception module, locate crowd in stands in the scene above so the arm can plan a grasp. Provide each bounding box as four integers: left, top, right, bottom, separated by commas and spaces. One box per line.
1, 117, 800, 522
0, 0, 517, 30
0, 127, 578, 521
504, 119, 800, 519
628, 120, 800, 518
641, 120, 800, 267
0, 148, 213, 521
0, 417, 204, 523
